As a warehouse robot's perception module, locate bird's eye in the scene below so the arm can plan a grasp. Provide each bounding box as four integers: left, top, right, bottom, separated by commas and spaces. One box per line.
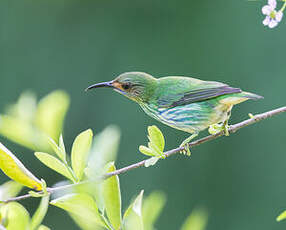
122, 83, 131, 90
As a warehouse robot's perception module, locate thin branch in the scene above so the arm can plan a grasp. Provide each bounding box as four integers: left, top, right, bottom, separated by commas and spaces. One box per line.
3, 181, 89, 203
3, 106, 286, 203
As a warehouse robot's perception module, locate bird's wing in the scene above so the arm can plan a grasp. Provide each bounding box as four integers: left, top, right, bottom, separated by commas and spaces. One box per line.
155, 77, 241, 108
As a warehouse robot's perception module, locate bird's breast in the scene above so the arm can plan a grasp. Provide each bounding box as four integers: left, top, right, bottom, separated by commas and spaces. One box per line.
139, 102, 227, 133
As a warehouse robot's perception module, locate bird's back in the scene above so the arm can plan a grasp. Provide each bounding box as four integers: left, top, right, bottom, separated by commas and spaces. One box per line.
150, 76, 240, 107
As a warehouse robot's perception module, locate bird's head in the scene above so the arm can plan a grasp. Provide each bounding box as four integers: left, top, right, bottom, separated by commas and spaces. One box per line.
86, 72, 157, 103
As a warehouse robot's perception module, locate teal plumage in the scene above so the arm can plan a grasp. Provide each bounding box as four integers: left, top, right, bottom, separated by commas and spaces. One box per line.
86, 72, 263, 154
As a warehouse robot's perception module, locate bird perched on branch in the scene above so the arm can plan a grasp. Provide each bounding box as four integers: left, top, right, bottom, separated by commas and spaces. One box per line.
86, 72, 263, 155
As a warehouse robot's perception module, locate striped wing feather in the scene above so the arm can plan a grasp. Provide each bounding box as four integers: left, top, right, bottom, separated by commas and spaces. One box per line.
169, 86, 241, 107
157, 85, 241, 108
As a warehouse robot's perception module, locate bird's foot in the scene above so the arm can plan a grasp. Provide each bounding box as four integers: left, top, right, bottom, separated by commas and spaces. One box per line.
208, 123, 223, 135
222, 123, 230, 136
179, 133, 198, 156
208, 123, 230, 136
179, 142, 191, 156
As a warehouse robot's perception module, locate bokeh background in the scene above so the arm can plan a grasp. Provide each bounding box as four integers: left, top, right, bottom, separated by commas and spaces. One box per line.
1, 0, 286, 229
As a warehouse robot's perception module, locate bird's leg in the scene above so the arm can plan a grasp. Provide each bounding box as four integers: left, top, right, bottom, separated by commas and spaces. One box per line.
222, 119, 230, 136
179, 132, 199, 156
222, 110, 231, 136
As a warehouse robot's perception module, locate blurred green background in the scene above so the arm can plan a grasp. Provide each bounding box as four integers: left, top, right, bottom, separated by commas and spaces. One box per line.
0, 0, 286, 229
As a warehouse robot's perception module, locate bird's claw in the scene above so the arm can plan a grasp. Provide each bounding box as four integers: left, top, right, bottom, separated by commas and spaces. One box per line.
179, 133, 198, 156
208, 123, 223, 135
223, 123, 230, 136
179, 142, 191, 156
208, 123, 230, 136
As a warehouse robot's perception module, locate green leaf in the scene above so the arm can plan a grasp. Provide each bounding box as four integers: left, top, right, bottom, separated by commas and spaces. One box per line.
69, 213, 103, 230
139, 126, 165, 159
47, 137, 66, 162
0, 91, 69, 152
139, 146, 155, 157
59, 135, 66, 159
6, 91, 37, 122
35, 90, 70, 141
30, 196, 50, 230
142, 191, 166, 230
71, 129, 93, 181
144, 157, 159, 167
180, 208, 208, 230
102, 162, 122, 230
0, 143, 42, 190
0, 181, 23, 201
148, 142, 163, 156
0, 202, 30, 230
28, 191, 45, 198
50, 193, 104, 227
77, 126, 121, 215
148, 126, 165, 152
277, 210, 286, 222
87, 125, 120, 177
35, 152, 75, 182
123, 190, 144, 230
0, 115, 39, 151
37, 225, 50, 230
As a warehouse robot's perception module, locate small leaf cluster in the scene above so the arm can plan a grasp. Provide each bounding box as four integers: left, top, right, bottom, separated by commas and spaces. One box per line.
0, 91, 69, 151
35, 129, 93, 183
139, 125, 166, 167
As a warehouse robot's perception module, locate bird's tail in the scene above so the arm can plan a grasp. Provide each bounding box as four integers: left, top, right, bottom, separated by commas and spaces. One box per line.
219, 91, 263, 106
239, 91, 264, 100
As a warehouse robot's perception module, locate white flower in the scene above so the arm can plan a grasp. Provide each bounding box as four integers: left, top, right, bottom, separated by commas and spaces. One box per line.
262, 0, 283, 28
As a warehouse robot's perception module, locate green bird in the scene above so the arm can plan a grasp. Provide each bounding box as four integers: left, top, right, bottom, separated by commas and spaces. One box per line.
86, 72, 263, 155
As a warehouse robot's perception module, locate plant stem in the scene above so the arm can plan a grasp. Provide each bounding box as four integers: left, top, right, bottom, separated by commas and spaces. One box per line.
3, 106, 286, 203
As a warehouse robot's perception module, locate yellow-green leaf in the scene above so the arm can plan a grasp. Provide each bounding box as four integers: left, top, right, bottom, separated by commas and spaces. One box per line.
0, 202, 30, 230
123, 190, 144, 230
143, 191, 166, 230
102, 162, 122, 230
6, 91, 37, 122
69, 213, 103, 230
277, 210, 286, 222
147, 126, 165, 152
35, 90, 70, 141
89, 126, 120, 175
180, 208, 208, 230
0, 181, 22, 201
50, 193, 104, 226
0, 143, 42, 190
71, 129, 93, 181
47, 137, 66, 162
35, 152, 75, 182
37, 225, 50, 230
144, 157, 159, 167
0, 115, 38, 151
59, 135, 66, 160
148, 142, 163, 156
30, 196, 50, 230
86, 126, 121, 212
139, 146, 155, 157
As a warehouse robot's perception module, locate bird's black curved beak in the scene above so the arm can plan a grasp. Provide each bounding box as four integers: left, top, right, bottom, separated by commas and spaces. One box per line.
85, 81, 114, 92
